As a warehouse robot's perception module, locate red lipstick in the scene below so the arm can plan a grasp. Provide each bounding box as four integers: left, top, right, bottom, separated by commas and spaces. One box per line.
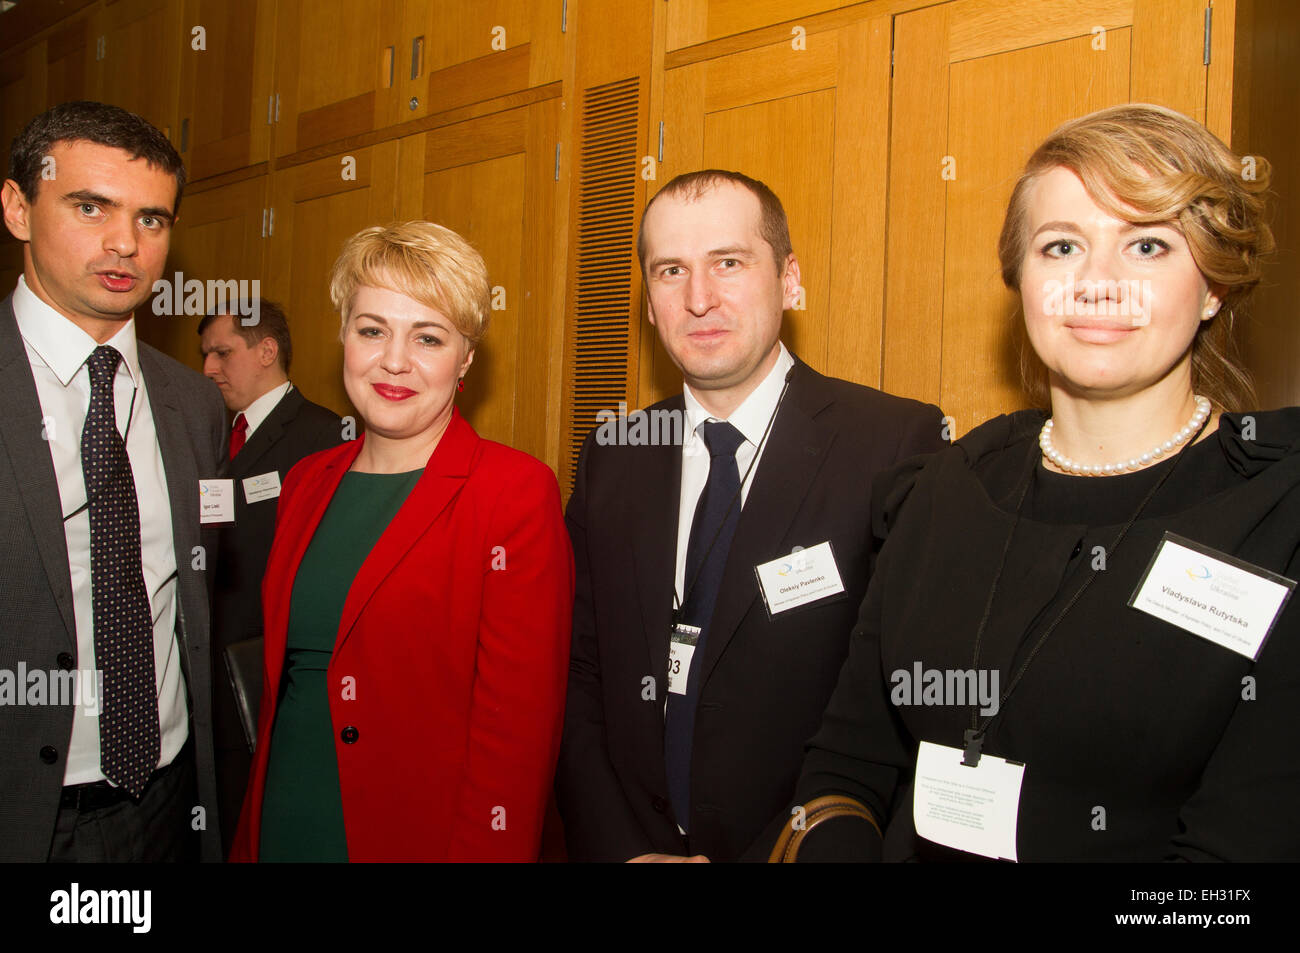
372, 383, 417, 401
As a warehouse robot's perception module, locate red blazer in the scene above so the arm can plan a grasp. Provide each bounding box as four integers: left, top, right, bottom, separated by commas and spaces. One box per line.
229, 410, 573, 861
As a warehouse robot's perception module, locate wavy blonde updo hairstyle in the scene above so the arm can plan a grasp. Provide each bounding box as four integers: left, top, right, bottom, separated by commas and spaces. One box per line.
997, 103, 1274, 412
329, 221, 491, 348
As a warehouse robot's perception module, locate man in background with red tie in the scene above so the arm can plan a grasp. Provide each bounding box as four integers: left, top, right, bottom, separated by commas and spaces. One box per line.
198, 300, 341, 855
0, 101, 227, 861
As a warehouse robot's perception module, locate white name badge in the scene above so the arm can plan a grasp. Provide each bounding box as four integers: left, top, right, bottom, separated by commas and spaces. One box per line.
666, 624, 699, 696
1128, 532, 1295, 661
199, 478, 235, 524
914, 740, 1025, 862
242, 470, 282, 504
754, 541, 846, 615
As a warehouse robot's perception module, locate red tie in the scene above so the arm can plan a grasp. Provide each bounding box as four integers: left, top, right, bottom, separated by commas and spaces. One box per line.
230, 413, 248, 460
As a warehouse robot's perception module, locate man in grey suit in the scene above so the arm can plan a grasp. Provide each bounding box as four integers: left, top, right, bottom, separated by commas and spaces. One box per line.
0, 101, 227, 861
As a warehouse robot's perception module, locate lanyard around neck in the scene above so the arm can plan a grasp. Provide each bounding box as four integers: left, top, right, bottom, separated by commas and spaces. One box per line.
961, 412, 1211, 766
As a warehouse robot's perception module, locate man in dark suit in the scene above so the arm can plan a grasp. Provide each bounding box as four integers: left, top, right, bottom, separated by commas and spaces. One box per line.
556, 170, 946, 862
0, 101, 226, 861
197, 299, 341, 853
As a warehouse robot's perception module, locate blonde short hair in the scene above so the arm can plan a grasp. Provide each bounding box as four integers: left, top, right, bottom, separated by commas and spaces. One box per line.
329, 221, 491, 347
997, 104, 1275, 412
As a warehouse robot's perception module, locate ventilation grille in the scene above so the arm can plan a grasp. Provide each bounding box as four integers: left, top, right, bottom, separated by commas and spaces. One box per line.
561, 77, 642, 493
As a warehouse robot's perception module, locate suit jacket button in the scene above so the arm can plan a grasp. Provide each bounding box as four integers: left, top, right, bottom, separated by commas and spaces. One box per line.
39, 746, 58, 764
341, 726, 359, 744
56, 653, 75, 670
651, 796, 667, 813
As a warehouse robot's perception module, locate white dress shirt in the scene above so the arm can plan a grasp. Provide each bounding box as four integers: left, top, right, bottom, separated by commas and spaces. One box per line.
13, 275, 189, 786
237, 380, 292, 439
673, 342, 795, 609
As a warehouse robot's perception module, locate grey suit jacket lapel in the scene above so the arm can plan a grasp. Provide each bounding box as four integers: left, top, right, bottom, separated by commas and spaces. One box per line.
696, 362, 836, 685
0, 296, 76, 646
138, 346, 201, 680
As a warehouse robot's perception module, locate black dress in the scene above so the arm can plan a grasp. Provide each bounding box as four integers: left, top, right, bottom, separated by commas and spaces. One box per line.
794, 408, 1300, 861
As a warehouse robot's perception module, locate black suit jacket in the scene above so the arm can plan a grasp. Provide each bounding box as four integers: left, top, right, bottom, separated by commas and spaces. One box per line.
209, 386, 341, 850
0, 293, 228, 861
556, 357, 945, 862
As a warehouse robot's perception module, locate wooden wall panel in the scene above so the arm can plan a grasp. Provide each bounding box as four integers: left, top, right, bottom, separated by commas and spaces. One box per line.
943, 30, 1132, 431
1131, 0, 1215, 120
1231, 0, 1300, 408
882, 2, 949, 409
423, 154, 527, 447
136, 174, 268, 374
179, 0, 275, 182
272, 0, 402, 157
703, 90, 836, 379
825, 16, 891, 387
265, 142, 401, 417
94, 0, 185, 140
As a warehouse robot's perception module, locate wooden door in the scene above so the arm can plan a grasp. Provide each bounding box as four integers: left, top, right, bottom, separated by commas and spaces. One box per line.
264, 142, 401, 416
885, 0, 1215, 436
398, 95, 567, 466
653, 15, 895, 404
46, 15, 97, 109
92, 0, 185, 140
271, 0, 403, 158
400, 0, 566, 122
177, 0, 277, 181
136, 174, 269, 374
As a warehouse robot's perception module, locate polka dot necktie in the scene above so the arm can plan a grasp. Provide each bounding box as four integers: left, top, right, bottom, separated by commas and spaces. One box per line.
229, 412, 247, 460
82, 346, 159, 797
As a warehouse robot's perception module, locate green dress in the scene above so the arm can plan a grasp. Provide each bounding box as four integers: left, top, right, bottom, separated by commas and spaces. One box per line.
258, 468, 422, 862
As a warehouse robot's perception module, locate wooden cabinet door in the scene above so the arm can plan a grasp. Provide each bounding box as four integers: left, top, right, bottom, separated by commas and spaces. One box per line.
44, 16, 97, 110
398, 0, 566, 122
92, 0, 185, 140
0, 41, 46, 189
136, 174, 269, 373
665, 0, 876, 51
885, 0, 1213, 436
263, 142, 401, 416
177, 0, 276, 181
398, 95, 566, 467
654, 15, 894, 404
271, 0, 403, 158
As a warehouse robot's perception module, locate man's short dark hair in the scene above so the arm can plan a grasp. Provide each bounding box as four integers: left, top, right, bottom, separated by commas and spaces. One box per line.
637, 169, 793, 275
8, 101, 186, 212
198, 298, 293, 373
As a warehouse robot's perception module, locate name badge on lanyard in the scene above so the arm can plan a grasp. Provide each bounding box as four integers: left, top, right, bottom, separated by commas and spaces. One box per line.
913, 740, 1025, 861
1129, 532, 1296, 660
667, 623, 700, 695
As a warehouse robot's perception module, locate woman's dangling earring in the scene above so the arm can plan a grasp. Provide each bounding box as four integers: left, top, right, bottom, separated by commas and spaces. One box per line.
457, 378, 465, 393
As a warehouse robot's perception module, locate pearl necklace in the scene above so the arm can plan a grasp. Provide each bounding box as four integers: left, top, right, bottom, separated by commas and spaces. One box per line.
1039, 395, 1212, 476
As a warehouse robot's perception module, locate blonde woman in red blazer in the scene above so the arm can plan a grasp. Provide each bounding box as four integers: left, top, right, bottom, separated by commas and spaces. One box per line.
229, 222, 573, 862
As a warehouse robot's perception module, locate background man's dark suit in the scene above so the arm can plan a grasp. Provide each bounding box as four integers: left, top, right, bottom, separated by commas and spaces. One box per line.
557, 358, 944, 862
0, 294, 228, 862
211, 386, 341, 852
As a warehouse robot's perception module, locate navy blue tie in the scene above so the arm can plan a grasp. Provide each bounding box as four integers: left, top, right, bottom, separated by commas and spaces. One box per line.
665, 420, 746, 832
83, 346, 159, 797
